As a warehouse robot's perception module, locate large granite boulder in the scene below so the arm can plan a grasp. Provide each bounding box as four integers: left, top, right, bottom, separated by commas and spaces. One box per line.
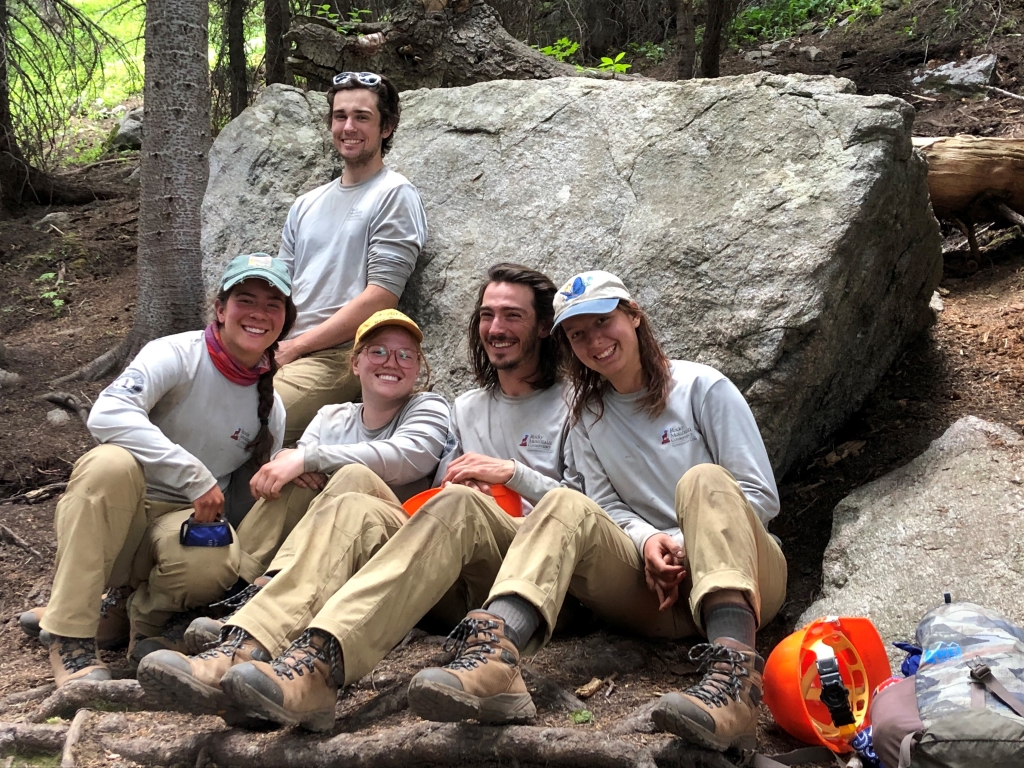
799, 417, 1024, 664
201, 74, 942, 475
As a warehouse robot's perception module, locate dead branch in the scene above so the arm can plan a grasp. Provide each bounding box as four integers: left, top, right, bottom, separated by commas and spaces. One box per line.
1, 482, 68, 505
98, 718, 736, 768
0, 523, 42, 557
56, 156, 137, 175
997, 202, 1024, 228
30, 680, 155, 722
0, 721, 69, 753
985, 85, 1024, 102
0, 683, 56, 713
60, 709, 91, 768
40, 391, 91, 428
521, 663, 589, 712
50, 339, 128, 386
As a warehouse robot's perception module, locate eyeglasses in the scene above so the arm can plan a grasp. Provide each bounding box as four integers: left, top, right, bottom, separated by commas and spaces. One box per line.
332, 71, 382, 87
364, 345, 418, 369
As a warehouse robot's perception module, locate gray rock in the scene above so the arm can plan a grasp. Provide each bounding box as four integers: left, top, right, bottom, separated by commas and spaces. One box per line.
32, 211, 71, 231
201, 75, 942, 475
929, 290, 944, 312
46, 408, 71, 426
110, 106, 144, 151
799, 417, 1024, 665
745, 50, 774, 62
800, 45, 823, 62
912, 54, 997, 96
0, 368, 19, 387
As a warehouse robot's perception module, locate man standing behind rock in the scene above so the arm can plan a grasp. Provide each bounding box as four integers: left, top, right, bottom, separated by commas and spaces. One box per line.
274, 72, 428, 444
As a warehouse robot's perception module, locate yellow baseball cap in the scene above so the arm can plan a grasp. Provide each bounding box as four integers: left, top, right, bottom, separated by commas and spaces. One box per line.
354, 309, 423, 347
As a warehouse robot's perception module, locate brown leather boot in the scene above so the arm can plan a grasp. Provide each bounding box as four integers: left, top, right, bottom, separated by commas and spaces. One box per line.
136, 629, 270, 716
22, 588, 131, 650
407, 610, 536, 724
651, 638, 764, 752
48, 635, 111, 688
184, 578, 270, 654
220, 628, 342, 732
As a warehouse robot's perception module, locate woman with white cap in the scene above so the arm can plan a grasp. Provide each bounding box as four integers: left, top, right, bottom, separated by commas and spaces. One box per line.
406, 269, 787, 755
29, 253, 295, 688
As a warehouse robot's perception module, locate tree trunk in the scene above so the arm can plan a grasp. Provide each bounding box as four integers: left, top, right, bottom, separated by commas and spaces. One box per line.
912, 135, 1024, 219
700, 0, 737, 78
0, 0, 108, 211
228, 0, 248, 117
265, 0, 290, 85
59, 0, 212, 382
285, 0, 578, 91
675, 0, 696, 80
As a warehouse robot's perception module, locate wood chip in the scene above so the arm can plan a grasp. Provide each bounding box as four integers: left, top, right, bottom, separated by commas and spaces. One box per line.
575, 677, 603, 699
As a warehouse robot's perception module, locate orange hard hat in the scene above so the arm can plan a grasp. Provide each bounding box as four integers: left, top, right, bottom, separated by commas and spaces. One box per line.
403, 484, 522, 517
762, 617, 891, 753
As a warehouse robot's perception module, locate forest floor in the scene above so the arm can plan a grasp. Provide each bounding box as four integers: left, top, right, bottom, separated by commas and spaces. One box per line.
2, 1, 1024, 765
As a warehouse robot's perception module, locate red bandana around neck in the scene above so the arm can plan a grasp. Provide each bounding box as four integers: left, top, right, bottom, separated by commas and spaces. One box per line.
204, 323, 271, 386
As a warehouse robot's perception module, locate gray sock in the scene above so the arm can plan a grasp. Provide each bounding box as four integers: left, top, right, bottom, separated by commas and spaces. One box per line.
485, 596, 541, 651
704, 603, 756, 648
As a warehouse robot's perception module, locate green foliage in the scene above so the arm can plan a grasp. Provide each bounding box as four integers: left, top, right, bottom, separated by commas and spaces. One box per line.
536, 36, 580, 62
732, 0, 882, 43
34, 270, 65, 317
627, 40, 667, 65
569, 709, 594, 724
597, 52, 632, 73
315, 4, 372, 35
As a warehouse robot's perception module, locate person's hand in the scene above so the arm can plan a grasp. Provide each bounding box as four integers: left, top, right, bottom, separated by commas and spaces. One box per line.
274, 339, 303, 367
192, 484, 225, 522
250, 449, 305, 500
643, 533, 687, 611
292, 472, 327, 491
442, 453, 515, 487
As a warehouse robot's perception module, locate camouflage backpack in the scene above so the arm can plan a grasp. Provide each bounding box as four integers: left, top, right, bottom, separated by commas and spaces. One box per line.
871, 602, 1024, 768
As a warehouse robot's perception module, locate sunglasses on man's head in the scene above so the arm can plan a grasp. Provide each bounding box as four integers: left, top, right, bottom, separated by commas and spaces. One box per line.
332, 71, 382, 87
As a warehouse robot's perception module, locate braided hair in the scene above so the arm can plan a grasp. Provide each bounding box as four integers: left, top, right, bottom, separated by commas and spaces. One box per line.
214, 285, 297, 467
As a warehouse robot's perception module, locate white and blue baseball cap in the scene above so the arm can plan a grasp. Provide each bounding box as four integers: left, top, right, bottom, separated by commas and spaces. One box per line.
552, 270, 633, 329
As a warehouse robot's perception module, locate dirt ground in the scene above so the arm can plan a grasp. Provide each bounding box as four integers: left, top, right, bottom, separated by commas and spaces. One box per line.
2, 2, 1024, 764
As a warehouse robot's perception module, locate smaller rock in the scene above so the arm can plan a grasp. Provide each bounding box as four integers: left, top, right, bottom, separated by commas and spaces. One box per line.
882, 0, 901, 9
929, 291, 944, 312
800, 45, 823, 62
110, 106, 144, 151
112, 104, 127, 115
32, 212, 72, 231
46, 408, 71, 426
911, 54, 997, 96
0, 368, 20, 387
744, 50, 773, 62
126, 167, 141, 187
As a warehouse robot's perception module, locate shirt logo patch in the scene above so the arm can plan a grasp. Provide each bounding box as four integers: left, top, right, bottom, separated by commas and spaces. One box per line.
519, 433, 554, 454
661, 425, 697, 447
108, 369, 146, 395
230, 426, 254, 444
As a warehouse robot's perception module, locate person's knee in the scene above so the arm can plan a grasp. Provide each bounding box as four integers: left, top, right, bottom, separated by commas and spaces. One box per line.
675, 463, 736, 506
323, 464, 382, 495
74, 444, 143, 485
530, 486, 593, 526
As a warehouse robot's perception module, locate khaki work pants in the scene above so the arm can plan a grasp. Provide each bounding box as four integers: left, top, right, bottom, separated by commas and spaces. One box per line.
41, 445, 241, 640
489, 463, 788, 654
273, 345, 361, 446
230, 465, 410, 656
234, 483, 320, 583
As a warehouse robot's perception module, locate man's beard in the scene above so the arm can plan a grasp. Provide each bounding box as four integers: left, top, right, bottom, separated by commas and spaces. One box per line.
341, 137, 382, 168
487, 331, 540, 371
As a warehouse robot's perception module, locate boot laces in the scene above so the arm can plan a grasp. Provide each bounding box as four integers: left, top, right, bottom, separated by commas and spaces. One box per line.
272, 629, 341, 682
57, 636, 100, 673
197, 628, 252, 660
99, 587, 126, 618
210, 582, 264, 614
684, 643, 749, 708
442, 617, 502, 671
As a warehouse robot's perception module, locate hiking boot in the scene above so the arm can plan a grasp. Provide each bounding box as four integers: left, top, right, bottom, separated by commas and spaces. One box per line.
651, 638, 764, 752
407, 610, 536, 724
221, 628, 342, 732
21, 588, 131, 650
128, 611, 193, 667
137, 629, 270, 716
185, 579, 268, 654
48, 635, 112, 688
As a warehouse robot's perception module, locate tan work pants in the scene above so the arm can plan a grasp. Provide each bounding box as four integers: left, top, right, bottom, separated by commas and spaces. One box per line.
234, 483, 320, 583
230, 465, 410, 656
489, 464, 788, 654
301, 484, 523, 685
41, 445, 240, 639
274, 345, 361, 446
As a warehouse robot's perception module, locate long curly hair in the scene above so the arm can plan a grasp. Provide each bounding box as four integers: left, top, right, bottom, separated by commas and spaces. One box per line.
558, 300, 671, 425
467, 263, 560, 392
214, 285, 297, 467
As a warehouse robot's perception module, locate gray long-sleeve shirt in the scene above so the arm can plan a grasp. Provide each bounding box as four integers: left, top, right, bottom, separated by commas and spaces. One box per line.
88, 330, 286, 505
298, 392, 452, 502
569, 360, 779, 556
437, 384, 579, 511
278, 168, 428, 339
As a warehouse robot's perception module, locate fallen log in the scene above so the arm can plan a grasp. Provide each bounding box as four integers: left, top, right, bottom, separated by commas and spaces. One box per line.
30, 680, 155, 722
0, 721, 69, 753
913, 135, 1024, 259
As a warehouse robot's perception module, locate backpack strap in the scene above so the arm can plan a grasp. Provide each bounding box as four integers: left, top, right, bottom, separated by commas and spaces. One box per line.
898, 732, 919, 768
968, 663, 1024, 718
752, 746, 846, 768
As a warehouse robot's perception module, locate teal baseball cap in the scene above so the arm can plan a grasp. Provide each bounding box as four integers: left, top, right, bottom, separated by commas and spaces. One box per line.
219, 253, 292, 297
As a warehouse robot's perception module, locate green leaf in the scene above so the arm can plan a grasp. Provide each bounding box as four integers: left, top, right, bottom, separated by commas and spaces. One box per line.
569, 709, 594, 724
36, 272, 56, 281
